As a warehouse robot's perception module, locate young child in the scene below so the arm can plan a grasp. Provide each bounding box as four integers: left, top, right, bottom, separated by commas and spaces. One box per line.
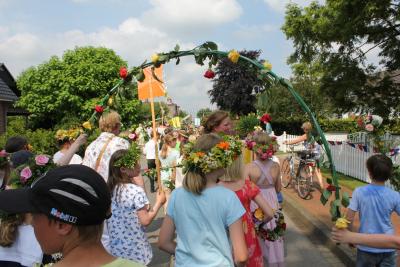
159, 134, 179, 210
0, 164, 145, 267
245, 132, 284, 267
346, 154, 400, 267
219, 155, 274, 267
158, 133, 248, 267
106, 146, 166, 265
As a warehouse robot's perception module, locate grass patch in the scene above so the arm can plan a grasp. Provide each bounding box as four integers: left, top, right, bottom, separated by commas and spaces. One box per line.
321, 167, 368, 191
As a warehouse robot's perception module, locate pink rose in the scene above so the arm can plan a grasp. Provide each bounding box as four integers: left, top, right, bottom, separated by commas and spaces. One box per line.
260, 153, 269, 160
267, 150, 274, 158
365, 124, 374, 132
35, 155, 49, 166
20, 167, 32, 183
128, 133, 137, 141
0, 150, 8, 157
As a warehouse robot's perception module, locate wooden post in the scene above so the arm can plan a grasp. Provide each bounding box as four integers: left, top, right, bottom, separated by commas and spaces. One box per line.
149, 76, 162, 192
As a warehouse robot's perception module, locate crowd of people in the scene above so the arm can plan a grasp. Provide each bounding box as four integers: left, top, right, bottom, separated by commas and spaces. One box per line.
0, 109, 397, 267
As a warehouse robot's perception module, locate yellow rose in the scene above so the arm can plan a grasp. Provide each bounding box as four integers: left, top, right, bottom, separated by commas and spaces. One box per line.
228, 50, 240, 63
335, 217, 350, 229
151, 53, 160, 63
82, 121, 92, 130
108, 97, 113, 106
263, 61, 272, 71
254, 208, 265, 221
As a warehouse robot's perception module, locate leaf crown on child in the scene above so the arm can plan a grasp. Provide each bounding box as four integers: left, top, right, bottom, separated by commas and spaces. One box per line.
113, 143, 141, 168
246, 131, 278, 160
183, 134, 242, 174
55, 128, 81, 142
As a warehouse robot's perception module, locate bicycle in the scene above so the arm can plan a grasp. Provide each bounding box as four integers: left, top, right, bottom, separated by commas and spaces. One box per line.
281, 145, 317, 199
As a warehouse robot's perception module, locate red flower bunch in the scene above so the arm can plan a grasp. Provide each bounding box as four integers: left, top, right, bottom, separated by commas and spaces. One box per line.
95, 105, 104, 113
119, 67, 128, 79
204, 69, 215, 79
260, 113, 271, 124
326, 184, 336, 192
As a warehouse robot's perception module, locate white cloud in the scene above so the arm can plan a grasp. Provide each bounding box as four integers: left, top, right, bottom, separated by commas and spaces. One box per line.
0, 17, 214, 114
263, 0, 320, 13
143, 0, 242, 34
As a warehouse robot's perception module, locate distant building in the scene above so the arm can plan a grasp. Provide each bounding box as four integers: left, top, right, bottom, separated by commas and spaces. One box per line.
166, 97, 179, 117
0, 63, 28, 133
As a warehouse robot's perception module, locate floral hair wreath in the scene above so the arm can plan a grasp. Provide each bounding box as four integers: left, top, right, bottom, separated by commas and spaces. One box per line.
182, 135, 243, 174
245, 132, 278, 160
55, 128, 82, 142
9, 155, 56, 189
113, 143, 141, 169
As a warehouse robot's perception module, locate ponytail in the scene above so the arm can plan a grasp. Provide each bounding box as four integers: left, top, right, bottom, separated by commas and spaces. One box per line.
0, 214, 24, 247
183, 172, 207, 195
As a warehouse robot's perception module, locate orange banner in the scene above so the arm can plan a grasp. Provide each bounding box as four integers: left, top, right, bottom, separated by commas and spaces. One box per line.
138, 65, 165, 100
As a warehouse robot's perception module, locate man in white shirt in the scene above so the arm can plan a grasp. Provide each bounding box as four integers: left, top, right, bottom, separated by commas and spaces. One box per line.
143, 133, 158, 192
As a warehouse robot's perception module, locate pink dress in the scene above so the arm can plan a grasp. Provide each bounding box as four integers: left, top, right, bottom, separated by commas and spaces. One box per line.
251, 159, 285, 267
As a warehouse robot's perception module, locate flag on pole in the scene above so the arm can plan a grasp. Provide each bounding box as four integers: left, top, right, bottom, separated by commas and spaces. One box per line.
138, 66, 166, 100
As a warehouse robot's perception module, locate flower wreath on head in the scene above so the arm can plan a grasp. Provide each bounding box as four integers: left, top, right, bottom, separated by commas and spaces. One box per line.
113, 143, 141, 168
245, 132, 278, 160
182, 135, 243, 174
0, 154, 57, 221
55, 128, 82, 142
252, 208, 286, 241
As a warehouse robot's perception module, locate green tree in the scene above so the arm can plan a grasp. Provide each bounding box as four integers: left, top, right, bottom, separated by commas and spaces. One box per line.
196, 108, 212, 118
282, 0, 400, 119
208, 50, 268, 115
17, 46, 142, 129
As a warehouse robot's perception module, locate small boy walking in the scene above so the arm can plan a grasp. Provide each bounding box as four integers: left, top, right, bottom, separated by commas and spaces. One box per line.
347, 154, 400, 267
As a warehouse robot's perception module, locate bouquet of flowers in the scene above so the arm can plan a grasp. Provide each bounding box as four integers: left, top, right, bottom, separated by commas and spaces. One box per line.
356, 114, 383, 132
252, 208, 286, 241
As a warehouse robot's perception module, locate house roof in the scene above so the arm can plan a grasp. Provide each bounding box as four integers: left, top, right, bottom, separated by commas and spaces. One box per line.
0, 63, 20, 97
0, 77, 18, 102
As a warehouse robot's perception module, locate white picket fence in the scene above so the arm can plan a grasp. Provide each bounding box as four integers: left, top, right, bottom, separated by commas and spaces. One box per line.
276, 131, 399, 187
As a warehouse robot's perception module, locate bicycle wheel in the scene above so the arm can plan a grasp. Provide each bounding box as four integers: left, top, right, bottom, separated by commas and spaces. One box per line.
281, 158, 292, 188
296, 164, 312, 199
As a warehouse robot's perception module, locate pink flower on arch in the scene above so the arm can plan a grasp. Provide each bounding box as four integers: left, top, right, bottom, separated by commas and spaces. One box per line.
20, 167, 32, 183
365, 124, 374, 132
35, 155, 49, 166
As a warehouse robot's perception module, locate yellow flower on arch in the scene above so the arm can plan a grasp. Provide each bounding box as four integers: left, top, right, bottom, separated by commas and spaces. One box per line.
228, 50, 240, 63
263, 61, 272, 71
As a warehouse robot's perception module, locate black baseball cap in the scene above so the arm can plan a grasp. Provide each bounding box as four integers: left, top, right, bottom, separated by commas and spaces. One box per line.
0, 165, 111, 225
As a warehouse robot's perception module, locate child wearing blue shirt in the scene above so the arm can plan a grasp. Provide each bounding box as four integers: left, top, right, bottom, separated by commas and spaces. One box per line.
158, 133, 248, 267
347, 154, 400, 267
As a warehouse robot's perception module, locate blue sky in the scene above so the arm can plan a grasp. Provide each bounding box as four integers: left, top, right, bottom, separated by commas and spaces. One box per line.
0, 0, 312, 116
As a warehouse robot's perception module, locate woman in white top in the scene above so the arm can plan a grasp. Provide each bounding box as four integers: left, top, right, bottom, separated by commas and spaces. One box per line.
53, 129, 84, 165
159, 134, 179, 212
82, 111, 130, 182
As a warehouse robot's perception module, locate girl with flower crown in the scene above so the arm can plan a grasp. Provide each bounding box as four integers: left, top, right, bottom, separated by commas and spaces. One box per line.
158, 133, 248, 267
106, 145, 166, 265
219, 154, 274, 267
245, 132, 284, 267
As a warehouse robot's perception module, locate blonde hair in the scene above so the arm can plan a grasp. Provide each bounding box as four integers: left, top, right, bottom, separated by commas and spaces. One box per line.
183, 133, 222, 194
203, 111, 229, 134
0, 214, 24, 247
160, 134, 176, 159
99, 110, 121, 132
219, 155, 244, 182
302, 122, 312, 132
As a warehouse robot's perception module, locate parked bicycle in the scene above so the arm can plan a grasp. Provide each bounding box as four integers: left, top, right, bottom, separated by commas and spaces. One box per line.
281, 145, 317, 199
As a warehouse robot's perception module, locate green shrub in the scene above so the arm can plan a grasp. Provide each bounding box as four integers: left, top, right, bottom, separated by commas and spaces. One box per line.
235, 114, 260, 137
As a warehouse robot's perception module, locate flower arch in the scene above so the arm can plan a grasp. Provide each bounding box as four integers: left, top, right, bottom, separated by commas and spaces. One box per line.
83, 41, 348, 220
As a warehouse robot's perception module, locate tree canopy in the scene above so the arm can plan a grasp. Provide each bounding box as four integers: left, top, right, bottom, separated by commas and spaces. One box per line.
208, 50, 268, 115
282, 0, 400, 118
17, 46, 142, 129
